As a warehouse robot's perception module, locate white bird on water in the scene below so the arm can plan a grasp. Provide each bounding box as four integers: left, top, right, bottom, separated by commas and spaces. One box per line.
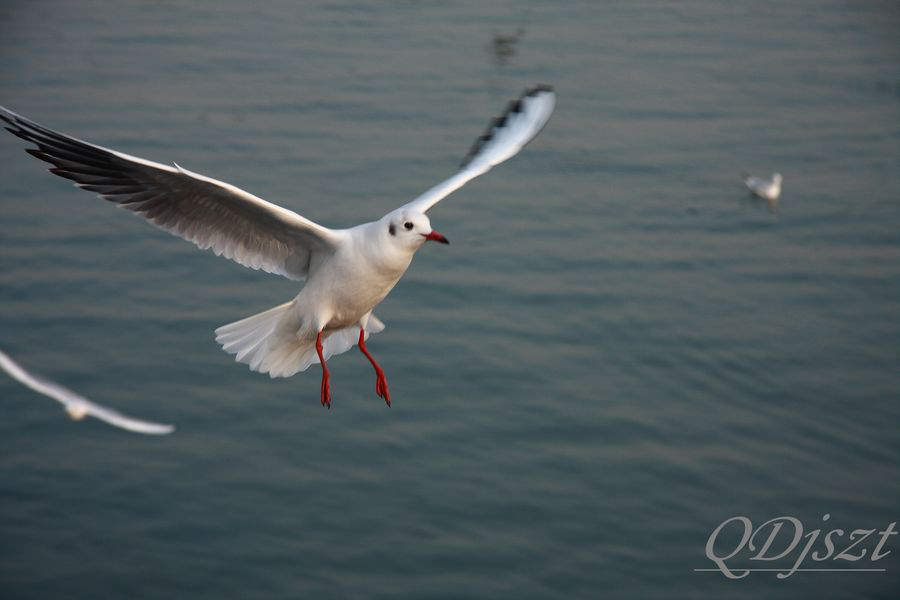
743, 172, 782, 201
0, 85, 556, 408
0, 349, 174, 434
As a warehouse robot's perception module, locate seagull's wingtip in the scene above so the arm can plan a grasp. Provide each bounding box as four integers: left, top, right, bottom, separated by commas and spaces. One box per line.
528, 83, 554, 94
119, 420, 176, 435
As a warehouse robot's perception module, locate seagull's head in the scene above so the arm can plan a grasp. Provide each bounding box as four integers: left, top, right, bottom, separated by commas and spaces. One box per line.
773, 173, 783, 184
384, 211, 449, 250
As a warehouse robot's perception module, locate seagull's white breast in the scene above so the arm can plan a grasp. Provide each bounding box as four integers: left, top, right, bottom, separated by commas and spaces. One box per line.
300, 224, 413, 332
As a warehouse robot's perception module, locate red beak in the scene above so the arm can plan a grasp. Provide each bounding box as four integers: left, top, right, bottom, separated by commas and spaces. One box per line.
423, 230, 450, 244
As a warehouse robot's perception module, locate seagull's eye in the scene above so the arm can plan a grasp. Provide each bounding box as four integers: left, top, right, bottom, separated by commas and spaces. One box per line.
404, 222, 413, 230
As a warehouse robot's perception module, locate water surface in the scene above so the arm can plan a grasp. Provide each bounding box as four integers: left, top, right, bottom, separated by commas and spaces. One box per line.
1, 1, 898, 598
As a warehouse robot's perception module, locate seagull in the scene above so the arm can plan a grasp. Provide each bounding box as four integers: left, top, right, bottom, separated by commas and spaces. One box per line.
0, 349, 174, 434
491, 28, 525, 63
743, 172, 782, 201
0, 85, 556, 408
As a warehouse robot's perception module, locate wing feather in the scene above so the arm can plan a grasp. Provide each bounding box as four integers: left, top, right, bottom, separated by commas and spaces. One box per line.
401, 85, 555, 214
1, 106, 342, 280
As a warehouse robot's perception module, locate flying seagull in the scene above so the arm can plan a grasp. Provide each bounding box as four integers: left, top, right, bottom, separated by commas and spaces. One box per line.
0, 85, 556, 408
0, 349, 174, 434
743, 172, 782, 201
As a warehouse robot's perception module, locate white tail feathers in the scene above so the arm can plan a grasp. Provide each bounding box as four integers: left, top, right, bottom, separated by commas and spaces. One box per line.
215, 303, 385, 378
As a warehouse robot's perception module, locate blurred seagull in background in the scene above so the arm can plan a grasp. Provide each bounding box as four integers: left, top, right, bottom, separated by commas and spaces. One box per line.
743, 172, 782, 201
491, 28, 525, 64
0, 349, 175, 434
0, 85, 555, 409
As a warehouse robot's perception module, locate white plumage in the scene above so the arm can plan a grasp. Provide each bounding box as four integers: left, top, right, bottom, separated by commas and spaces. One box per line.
743, 172, 782, 201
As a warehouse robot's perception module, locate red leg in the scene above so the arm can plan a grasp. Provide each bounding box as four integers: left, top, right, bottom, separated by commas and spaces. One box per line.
315, 331, 331, 408
358, 329, 390, 407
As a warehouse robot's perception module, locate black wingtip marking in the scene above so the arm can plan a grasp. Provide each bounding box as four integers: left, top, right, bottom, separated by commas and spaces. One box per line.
1, 109, 154, 201
527, 83, 554, 95
48, 167, 79, 181
3, 110, 135, 180
458, 84, 554, 169
6, 126, 35, 144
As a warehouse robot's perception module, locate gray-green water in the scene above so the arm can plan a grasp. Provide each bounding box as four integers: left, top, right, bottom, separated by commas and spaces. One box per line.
1, 1, 898, 598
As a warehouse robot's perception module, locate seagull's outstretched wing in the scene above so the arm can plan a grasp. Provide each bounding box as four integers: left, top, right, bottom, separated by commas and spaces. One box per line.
400, 85, 555, 214
0, 349, 174, 435
0, 107, 343, 280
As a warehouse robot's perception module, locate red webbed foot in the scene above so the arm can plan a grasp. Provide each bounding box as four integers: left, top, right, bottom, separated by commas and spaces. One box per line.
316, 331, 332, 409
359, 328, 391, 407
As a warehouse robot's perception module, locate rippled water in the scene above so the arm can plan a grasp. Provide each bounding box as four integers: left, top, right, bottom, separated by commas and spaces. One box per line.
1, 1, 898, 598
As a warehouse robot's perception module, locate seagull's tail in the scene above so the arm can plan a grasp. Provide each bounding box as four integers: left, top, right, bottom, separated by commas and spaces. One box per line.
214, 303, 385, 378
